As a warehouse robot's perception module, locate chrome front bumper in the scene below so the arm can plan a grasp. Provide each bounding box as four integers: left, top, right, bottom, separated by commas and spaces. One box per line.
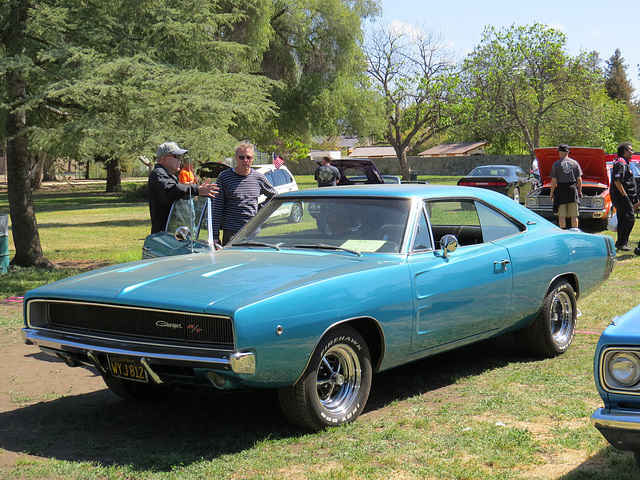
21, 327, 255, 375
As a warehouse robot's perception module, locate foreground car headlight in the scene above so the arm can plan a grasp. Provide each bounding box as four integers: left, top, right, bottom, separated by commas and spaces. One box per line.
608, 352, 640, 387
592, 197, 605, 208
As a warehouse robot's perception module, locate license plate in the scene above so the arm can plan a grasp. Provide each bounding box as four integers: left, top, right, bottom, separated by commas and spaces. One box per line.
108, 355, 148, 383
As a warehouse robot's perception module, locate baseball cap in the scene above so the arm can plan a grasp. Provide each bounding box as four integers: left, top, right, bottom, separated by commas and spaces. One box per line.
157, 141, 188, 158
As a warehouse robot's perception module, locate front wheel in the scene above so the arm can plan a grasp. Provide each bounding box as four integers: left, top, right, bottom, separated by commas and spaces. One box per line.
516, 279, 577, 357
278, 326, 372, 431
288, 202, 303, 223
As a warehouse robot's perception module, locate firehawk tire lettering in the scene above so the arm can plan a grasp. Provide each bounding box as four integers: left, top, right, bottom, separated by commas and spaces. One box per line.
278, 326, 372, 431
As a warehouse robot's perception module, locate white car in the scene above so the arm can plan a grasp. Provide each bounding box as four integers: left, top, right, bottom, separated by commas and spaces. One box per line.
253, 164, 301, 223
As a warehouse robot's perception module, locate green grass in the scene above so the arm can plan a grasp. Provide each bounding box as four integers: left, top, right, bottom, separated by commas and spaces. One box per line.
1, 178, 640, 479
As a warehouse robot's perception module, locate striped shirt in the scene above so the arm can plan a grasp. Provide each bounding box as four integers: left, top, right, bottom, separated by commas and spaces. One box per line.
212, 168, 277, 239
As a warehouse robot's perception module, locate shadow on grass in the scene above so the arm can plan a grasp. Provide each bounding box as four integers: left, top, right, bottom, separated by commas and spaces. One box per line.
1, 335, 536, 471
37, 218, 149, 229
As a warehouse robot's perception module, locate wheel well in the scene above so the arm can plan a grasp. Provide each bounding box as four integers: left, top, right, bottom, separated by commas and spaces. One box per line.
340, 317, 385, 372
550, 273, 579, 299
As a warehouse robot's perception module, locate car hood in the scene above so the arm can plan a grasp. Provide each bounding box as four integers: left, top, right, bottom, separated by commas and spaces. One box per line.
598, 303, 640, 347
535, 147, 609, 186
25, 250, 398, 315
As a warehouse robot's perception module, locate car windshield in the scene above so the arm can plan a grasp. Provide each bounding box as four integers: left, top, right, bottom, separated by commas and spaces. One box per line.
230, 197, 411, 254
470, 167, 509, 177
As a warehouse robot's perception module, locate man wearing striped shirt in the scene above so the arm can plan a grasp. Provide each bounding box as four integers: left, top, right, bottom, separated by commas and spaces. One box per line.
212, 142, 277, 245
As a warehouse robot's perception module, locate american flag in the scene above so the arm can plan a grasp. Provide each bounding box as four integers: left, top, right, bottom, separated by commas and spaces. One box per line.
273, 153, 284, 169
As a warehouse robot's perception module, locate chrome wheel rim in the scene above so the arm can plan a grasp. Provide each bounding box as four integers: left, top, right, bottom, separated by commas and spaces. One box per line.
550, 290, 573, 345
316, 344, 362, 415
291, 203, 302, 222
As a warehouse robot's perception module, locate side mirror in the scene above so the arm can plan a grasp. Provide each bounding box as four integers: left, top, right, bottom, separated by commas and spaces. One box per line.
175, 226, 191, 242
439, 234, 458, 258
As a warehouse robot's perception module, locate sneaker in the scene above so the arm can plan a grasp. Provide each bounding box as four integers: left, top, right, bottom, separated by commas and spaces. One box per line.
616, 244, 631, 251
634, 246, 640, 256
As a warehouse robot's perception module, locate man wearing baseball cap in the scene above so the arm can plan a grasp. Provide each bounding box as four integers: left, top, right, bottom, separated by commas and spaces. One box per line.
148, 141, 218, 233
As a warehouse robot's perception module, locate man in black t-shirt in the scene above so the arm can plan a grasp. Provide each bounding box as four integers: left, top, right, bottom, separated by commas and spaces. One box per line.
610, 142, 640, 253
315, 156, 341, 187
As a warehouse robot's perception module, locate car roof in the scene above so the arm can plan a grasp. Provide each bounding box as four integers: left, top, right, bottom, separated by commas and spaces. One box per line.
278, 183, 508, 200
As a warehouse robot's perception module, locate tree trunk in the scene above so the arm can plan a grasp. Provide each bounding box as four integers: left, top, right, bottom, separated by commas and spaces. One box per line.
3, 0, 54, 268
42, 153, 58, 182
29, 152, 44, 189
105, 157, 122, 192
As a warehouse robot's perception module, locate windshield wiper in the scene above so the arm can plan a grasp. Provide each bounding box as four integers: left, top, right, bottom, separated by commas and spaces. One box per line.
231, 241, 280, 251
294, 243, 362, 257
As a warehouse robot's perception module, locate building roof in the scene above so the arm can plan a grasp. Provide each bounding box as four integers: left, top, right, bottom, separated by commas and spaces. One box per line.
418, 141, 488, 157
348, 146, 397, 158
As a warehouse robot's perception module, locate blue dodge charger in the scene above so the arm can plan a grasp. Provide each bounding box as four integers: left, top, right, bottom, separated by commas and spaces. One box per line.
22, 185, 615, 430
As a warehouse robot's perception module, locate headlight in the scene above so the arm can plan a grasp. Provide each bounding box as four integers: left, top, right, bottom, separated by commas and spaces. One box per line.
593, 198, 604, 208
526, 197, 537, 206
608, 352, 640, 387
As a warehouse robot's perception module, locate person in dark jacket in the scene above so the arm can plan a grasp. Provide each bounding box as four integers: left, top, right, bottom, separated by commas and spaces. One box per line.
148, 141, 218, 234
610, 141, 640, 252
549, 144, 583, 229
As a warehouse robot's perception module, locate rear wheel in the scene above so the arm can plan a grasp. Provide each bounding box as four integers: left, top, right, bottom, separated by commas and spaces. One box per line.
278, 326, 372, 430
103, 375, 174, 401
516, 279, 576, 357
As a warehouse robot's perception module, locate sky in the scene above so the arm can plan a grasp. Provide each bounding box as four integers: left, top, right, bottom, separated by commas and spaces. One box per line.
375, 0, 640, 97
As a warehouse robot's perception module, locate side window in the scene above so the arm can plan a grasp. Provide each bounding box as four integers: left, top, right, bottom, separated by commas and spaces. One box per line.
411, 208, 432, 252
263, 171, 274, 186
270, 169, 287, 187
476, 202, 524, 242
426, 200, 483, 246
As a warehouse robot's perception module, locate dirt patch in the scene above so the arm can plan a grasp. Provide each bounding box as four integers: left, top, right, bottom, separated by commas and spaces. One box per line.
0, 302, 106, 467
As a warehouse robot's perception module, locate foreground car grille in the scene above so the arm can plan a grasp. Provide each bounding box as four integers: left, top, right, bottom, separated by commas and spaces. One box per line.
29, 300, 234, 348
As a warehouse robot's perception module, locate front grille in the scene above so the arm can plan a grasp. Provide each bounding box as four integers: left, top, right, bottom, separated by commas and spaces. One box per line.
45, 301, 234, 348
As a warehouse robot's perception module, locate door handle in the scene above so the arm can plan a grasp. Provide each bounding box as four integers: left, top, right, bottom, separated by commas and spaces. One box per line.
494, 259, 510, 272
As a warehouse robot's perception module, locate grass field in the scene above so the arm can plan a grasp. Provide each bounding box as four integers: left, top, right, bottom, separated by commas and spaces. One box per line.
1, 177, 639, 479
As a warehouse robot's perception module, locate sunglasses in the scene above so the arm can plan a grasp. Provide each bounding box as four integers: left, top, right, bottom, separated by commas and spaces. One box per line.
238, 155, 253, 160
170, 154, 182, 159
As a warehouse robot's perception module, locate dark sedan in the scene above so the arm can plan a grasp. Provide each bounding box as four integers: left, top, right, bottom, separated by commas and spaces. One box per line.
457, 165, 538, 203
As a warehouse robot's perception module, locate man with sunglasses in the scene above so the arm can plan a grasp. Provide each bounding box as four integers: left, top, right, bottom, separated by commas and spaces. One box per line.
212, 142, 277, 245
148, 141, 218, 234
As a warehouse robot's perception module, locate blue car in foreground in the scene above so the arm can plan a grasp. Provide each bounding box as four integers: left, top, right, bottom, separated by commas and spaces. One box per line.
22, 185, 615, 430
592, 303, 640, 467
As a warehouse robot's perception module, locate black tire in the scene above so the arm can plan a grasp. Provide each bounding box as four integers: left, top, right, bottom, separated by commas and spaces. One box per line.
516, 279, 577, 358
278, 326, 372, 431
102, 375, 174, 401
512, 186, 520, 203
288, 202, 303, 223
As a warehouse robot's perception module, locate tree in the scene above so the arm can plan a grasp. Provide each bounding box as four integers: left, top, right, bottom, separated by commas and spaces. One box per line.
1, 0, 277, 267
604, 49, 634, 103
250, 0, 382, 149
462, 23, 603, 157
1, 0, 53, 267
364, 22, 462, 179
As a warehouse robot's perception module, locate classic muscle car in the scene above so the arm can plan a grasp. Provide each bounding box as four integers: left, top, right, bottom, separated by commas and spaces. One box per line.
23, 185, 615, 430
457, 164, 538, 203
525, 147, 613, 229
592, 303, 640, 467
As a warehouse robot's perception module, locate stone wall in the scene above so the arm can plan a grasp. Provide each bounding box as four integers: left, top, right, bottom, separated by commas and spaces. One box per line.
284, 155, 534, 177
